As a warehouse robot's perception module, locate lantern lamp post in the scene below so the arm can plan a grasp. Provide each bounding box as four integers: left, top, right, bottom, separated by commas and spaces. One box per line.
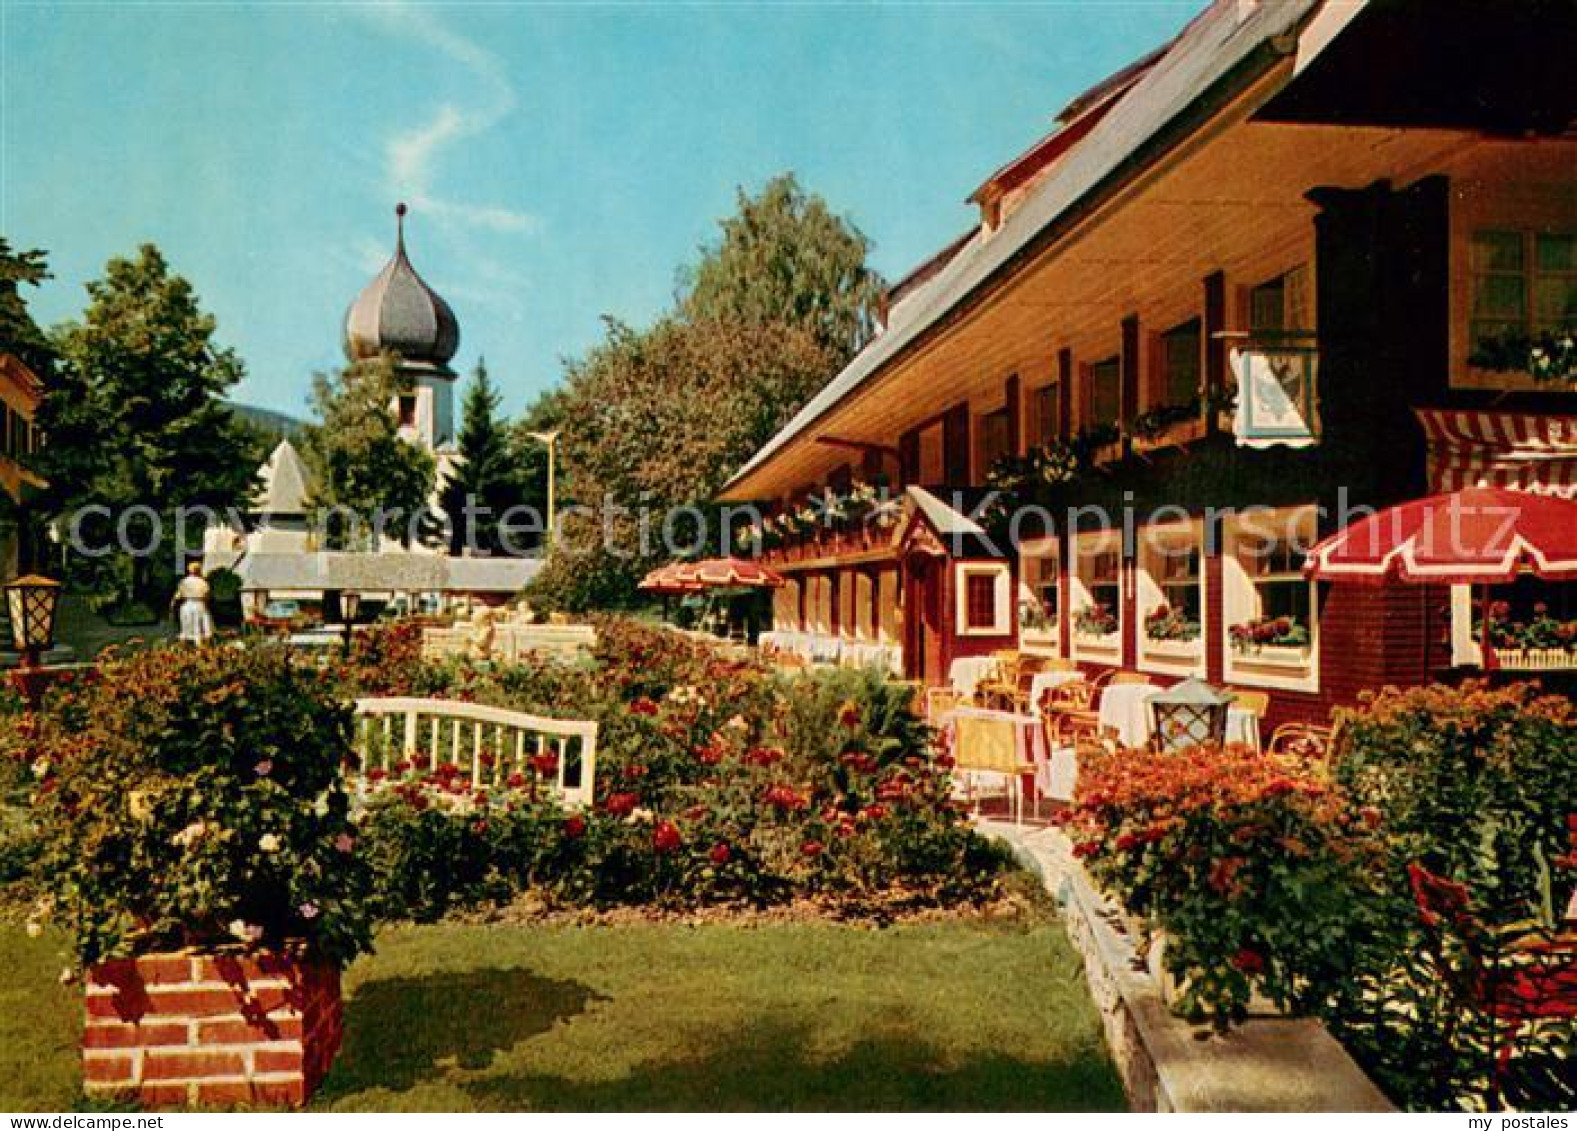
5, 574, 64, 711
341, 590, 362, 654
1147, 677, 1233, 753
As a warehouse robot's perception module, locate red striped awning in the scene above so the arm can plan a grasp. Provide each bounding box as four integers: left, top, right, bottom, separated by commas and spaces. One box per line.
1416, 408, 1577, 498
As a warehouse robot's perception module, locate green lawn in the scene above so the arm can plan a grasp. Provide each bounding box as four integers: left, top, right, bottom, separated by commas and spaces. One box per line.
0, 917, 1125, 1112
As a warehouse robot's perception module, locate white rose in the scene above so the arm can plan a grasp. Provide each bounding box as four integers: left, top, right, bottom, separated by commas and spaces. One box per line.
258, 833, 282, 853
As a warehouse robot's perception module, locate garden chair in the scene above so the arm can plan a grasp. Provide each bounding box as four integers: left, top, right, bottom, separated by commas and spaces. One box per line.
1232, 690, 1270, 752
1042, 680, 1102, 748
1266, 721, 1335, 769
952, 709, 1037, 824
975, 650, 1023, 710
925, 686, 964, 724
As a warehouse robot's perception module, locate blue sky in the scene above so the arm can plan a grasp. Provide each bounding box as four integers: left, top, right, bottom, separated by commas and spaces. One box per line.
2, 1, 1196, 419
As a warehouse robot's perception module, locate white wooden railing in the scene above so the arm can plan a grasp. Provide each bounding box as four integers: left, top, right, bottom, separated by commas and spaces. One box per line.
353, 697, 597, 808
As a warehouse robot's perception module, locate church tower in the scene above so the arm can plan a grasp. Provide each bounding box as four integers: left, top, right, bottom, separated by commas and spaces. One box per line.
342, 204, 460, 457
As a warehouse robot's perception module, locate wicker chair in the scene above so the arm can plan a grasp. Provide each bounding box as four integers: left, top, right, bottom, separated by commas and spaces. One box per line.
1232, 690, 1271, 752
1267, 721, 1336, 768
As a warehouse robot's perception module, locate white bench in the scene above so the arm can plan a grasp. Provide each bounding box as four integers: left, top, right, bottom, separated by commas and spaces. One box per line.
352, 696, 597, 808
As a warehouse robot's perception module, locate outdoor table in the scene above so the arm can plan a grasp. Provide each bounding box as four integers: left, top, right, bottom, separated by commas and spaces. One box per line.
947, 656, 999, 701
1097, 683, 1163, 748
1028, 669, 1084, 716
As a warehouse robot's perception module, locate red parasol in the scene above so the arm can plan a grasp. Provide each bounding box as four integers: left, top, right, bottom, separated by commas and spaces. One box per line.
637, 562, 703, 593
1304, 487, 1577, 587
692, 557, 785, 589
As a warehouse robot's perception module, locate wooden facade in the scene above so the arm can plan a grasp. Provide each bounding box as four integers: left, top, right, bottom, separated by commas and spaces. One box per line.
0, 352, 45, 585
723, 0, 1577, 727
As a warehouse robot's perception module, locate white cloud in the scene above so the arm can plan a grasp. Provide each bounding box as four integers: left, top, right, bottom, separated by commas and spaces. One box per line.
357, 3, 537, 237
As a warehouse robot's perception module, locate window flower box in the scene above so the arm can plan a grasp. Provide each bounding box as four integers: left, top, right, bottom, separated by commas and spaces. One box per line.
1492, 647, 1577, 672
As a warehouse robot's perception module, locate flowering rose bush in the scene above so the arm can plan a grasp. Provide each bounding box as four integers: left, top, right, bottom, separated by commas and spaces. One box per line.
1326, 682, 1575, 1111
346, 616, 1006, 916
1062, 681, 1575, 1110
19, 645, 373, 968
1060, 743, 1385, 1028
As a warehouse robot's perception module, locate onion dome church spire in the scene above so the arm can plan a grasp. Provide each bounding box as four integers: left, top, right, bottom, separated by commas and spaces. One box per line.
343, 203, 460, 376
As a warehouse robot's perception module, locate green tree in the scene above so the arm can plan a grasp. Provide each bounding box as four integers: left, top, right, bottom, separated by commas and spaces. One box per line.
527, 316, 833, 610
680, 172, 887, 361
301, 356, 436, 550
440, 360, 538, 555
0, 238, 57, 381
38, 244, 260, 610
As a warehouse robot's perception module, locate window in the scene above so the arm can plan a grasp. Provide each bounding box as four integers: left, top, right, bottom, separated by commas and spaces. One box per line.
1159, 318, 1202, 407
955, 563, 1011, 636
1019, 548, 1059, 641
1224, 506, 1319, 690
1138, 523, 1204, 671
978, 406, 1012, 475
1036, 382, 1062, 446
1248, 265, 1312, 335
1471, 229, 1577, 354
1074, 547, 1121, 640
397, 395, 417, 428
1089, 357, 1120, 428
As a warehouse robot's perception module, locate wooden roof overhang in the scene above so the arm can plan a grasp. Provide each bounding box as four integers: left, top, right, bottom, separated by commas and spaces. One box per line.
723, 110, 1481, 502
720, 0, 1573, 507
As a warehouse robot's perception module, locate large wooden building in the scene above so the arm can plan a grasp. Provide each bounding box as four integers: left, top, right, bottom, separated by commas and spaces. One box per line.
719, 0, 1577, 726
0, 351, 45, 586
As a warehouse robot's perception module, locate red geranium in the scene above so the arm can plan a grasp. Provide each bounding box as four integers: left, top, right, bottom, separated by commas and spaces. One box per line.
1230, 948, 1265, 975
709, 843, 732, 865
800, 840, 824, 858
630, 697, 660, 717
563, 814, 587, 839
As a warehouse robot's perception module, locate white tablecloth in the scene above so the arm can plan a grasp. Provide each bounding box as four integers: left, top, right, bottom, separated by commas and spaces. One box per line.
1097, 683, 1163, 748
1095, 683, 1260, 749
948, 656, 999, 699
1027, 669, 1084, 716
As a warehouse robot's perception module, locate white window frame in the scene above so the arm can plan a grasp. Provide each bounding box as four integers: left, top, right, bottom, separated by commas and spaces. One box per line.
1222, 505, 1320, 692
955, 561, 1012, 637
1136, 518, 1206, 678
1071, 529, 1123, 665
1017, 535, 1061, 656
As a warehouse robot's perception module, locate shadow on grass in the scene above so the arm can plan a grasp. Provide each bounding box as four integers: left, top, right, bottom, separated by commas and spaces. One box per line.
318, 967, 604, 1099
461, 1018, 1124, 1112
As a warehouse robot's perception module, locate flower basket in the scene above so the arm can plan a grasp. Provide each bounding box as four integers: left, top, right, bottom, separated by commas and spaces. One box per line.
83, 945, 342, 1108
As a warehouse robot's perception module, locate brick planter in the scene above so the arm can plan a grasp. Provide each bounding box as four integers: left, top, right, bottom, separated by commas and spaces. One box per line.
83, 948, 343, 1108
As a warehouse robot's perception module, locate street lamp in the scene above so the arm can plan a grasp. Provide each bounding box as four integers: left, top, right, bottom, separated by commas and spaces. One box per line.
5, 574, 63, 711
526, 430, 560, 545
341, 590, 362, 654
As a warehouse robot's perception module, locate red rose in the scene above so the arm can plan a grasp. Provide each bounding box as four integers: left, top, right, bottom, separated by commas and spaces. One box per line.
837, 700, 862, 729
531, 753, 560, 777
563, 814, 587, 839
1230, 948, 1265, 975
800, 840, 824, 858
1071, 840, 1100, 859
506, 772, 526, 789
653, 820, 682, 853
630, 697, 660, 717
709, 842, 732, 865
605, 792, 640, 817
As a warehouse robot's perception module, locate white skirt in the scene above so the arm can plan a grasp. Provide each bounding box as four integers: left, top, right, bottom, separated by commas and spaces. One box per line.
179, 599, 214, 643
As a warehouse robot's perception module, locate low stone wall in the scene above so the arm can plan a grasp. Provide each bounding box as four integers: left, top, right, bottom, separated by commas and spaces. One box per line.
984, 821, 1394, 1113
82, 950, 342, 1108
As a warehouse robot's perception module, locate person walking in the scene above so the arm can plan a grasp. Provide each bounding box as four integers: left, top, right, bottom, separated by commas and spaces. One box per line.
171, 562, 214, 645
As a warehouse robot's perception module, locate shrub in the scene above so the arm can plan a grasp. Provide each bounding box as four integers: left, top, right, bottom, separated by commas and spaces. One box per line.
350, 617, 1006, 917
1327, 681, 1576, 1111
1061, 744, 1385, 1028
1061, 681, 1576, 1111
22, 644, 374, 968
